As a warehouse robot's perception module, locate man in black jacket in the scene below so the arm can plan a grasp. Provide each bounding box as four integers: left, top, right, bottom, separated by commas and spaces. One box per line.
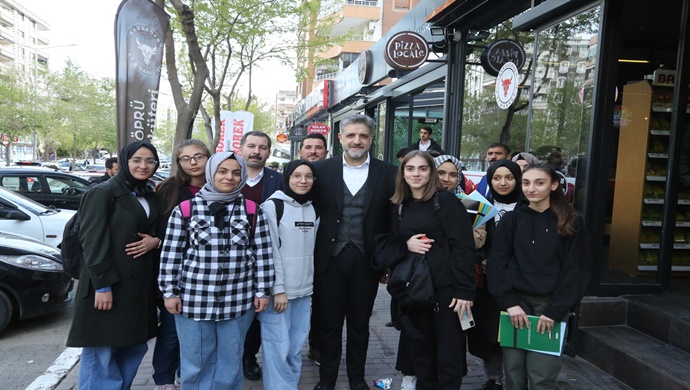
311, 114, 397, 390
411, 126, 445, 154
88, 157, 119, 188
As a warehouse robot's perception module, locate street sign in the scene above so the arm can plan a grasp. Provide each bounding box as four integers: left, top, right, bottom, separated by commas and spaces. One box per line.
1, 134, 9, 146
276, 133, 288, 143
307, 123, 330, 135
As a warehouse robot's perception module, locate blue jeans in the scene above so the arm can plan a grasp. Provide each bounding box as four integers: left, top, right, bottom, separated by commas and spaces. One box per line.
259, 296, 311, 389
175, 311, 254, 390
152, 304, 180, 385
78, 344, 148, 390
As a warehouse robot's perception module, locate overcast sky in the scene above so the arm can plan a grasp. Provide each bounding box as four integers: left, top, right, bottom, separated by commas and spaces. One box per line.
20, 0, 296, 103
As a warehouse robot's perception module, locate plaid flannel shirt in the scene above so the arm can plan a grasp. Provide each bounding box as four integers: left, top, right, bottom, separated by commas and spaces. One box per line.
159, 196, 274, 321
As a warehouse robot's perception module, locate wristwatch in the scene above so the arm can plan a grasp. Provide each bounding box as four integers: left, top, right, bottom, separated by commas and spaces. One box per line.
256, 292, 267, 298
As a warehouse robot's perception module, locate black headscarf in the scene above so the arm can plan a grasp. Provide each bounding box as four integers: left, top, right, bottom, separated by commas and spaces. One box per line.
282, 160, 315, 204
487, 159, 522, 204
117, 141, 159, 196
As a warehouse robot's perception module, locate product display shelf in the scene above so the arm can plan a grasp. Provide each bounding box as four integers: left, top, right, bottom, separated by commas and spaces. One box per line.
609, 81, 690, 274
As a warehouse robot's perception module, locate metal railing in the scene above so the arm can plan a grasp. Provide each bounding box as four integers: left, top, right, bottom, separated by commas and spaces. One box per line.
315, 70, 341, 81
344, 0, 379, 6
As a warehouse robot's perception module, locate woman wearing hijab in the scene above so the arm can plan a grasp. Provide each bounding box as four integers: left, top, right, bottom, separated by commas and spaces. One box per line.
469, 159, 523, 390
433, 154, 477, 194
67, 141, 161, 390
158, 152, 274, 390
259, 160, 320, 389
511, 152, 539, 172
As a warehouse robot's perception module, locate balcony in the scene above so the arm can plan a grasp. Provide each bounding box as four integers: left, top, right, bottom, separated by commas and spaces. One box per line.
319, 39, 374, 59
320, 0, 380, 38
0, 26, 15, 44
0, 7, 14, 26
0, 46, 14, 62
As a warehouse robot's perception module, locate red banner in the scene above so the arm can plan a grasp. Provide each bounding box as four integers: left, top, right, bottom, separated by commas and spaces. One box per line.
115, 0, 170, 152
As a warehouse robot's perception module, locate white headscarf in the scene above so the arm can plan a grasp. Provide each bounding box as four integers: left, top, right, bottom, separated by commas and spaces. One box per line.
197, 152, 248, 202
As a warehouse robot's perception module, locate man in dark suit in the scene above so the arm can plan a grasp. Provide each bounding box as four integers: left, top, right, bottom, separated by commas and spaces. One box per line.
239, 130, 283, 381
311, 114, 397, 390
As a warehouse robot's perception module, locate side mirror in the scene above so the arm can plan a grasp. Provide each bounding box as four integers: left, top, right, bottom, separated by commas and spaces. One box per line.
0, 209, 31, 221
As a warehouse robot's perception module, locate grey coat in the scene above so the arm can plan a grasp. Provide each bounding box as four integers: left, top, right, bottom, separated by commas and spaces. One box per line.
67, 175, 158, 347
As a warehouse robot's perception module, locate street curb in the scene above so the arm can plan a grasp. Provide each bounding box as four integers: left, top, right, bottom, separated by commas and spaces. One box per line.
25, 348, 81, 390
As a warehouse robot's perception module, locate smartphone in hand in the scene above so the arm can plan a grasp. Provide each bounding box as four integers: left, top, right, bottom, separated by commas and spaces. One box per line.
460, 308, 475, 330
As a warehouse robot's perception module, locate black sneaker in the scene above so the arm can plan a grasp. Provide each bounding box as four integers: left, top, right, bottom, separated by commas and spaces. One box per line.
308, 347, 321, 366
481, 379, 503, 390
242, 355, 262, 381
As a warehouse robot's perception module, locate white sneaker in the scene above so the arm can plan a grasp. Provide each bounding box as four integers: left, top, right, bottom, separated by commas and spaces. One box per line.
401, 375, 417, 390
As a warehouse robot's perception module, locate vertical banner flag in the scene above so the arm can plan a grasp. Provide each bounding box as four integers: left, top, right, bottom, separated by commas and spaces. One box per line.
214, 110, 234, 153
115, 0, 170, 153
225, 111, 255, 153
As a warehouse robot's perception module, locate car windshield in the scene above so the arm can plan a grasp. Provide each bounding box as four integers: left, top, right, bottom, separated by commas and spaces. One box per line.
0, 186, 53, 214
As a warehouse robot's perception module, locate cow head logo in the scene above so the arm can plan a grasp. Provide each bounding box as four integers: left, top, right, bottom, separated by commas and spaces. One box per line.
137, 37, 157, 65
501, 76, 513, 97
127, 25, 164, 76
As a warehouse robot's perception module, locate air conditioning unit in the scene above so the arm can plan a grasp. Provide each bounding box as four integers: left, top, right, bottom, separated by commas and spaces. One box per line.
367, 21, 377, 31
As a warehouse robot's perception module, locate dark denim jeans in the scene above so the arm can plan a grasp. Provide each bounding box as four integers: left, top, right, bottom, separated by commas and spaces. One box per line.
152, 303, 180, 385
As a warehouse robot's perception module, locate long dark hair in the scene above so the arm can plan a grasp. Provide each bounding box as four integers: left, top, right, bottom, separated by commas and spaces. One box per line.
155, 139, 211, 215
523, 163, 578, 237
391, 150, 442, 204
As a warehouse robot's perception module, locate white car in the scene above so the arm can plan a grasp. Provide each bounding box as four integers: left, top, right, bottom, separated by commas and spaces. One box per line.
0, 186, 75, 248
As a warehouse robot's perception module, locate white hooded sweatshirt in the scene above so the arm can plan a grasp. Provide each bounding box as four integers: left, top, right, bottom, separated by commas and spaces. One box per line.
261, 190, 319, 299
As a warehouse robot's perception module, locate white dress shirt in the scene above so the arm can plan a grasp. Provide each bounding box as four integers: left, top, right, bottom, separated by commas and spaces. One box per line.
246, 168, 265, 187
342, 154, 370, 194
418, 140, 431, 151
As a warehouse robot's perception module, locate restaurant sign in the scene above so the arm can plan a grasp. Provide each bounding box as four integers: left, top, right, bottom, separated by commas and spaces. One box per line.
384, 31, 429, 71
481, 39, 526, 77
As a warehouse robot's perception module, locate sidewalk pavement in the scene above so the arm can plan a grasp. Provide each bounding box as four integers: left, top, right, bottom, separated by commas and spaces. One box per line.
55, 285, 630, 390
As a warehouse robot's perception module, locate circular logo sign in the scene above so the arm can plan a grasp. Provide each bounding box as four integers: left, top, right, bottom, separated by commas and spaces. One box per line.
276, 133, 288, 143
480, 39, 526, 77
495, 62, 519, 109
307, 123, 330, 135
127, 24, 165, 77
358, 50, 372, 85
289, 126, 307, 142
384, 31, 429, 71
1, 134, 9, 147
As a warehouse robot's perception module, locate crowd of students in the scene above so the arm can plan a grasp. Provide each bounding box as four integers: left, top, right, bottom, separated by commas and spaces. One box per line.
66, 115, 590, 390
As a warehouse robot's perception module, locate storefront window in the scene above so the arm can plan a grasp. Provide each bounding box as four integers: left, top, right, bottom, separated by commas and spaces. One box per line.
458, 25, 529, 172
527, 6, 600, 210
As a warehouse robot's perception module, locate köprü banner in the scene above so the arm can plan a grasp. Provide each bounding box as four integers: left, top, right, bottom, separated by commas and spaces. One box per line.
115, 0, 170, 153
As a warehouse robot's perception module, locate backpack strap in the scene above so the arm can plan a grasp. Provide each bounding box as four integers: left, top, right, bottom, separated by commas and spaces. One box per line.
269, 198, 284, 225
180, 199, 192, 221
244, 199, 258, 238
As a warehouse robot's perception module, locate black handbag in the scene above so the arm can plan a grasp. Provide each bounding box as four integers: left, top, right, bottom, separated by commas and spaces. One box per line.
387, 253, 437, 309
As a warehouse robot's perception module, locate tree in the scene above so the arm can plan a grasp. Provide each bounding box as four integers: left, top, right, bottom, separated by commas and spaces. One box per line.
0, 68, 35, 164
45, 61, 116, 162
157, 0, 336, 154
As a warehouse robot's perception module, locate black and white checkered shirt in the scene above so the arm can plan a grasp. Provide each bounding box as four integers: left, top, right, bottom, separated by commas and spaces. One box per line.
159, 196, 274, 321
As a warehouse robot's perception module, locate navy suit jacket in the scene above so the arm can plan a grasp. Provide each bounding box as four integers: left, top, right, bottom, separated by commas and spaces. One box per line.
260, 167, 284, 203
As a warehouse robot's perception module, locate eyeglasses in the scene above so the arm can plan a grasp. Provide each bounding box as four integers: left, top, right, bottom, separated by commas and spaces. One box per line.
128, 158, 158, 167
290, 174, 315, 182
178, 153, 208, 164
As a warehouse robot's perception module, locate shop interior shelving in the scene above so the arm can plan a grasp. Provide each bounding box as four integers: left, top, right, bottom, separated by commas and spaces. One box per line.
609, 80, 690, 274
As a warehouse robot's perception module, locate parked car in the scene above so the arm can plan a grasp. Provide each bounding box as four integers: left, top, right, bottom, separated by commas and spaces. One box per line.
0, 231, 73, 334
0, 186, 75, 248
0, 168, 91, 210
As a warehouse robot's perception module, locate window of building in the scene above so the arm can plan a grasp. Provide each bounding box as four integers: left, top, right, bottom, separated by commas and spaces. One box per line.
556, 76, 567, 88
394, 0, 411, 11
559, 60, 570, 73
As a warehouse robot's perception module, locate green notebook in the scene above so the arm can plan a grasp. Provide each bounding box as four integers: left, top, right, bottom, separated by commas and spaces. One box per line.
498, 312, 567, 356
